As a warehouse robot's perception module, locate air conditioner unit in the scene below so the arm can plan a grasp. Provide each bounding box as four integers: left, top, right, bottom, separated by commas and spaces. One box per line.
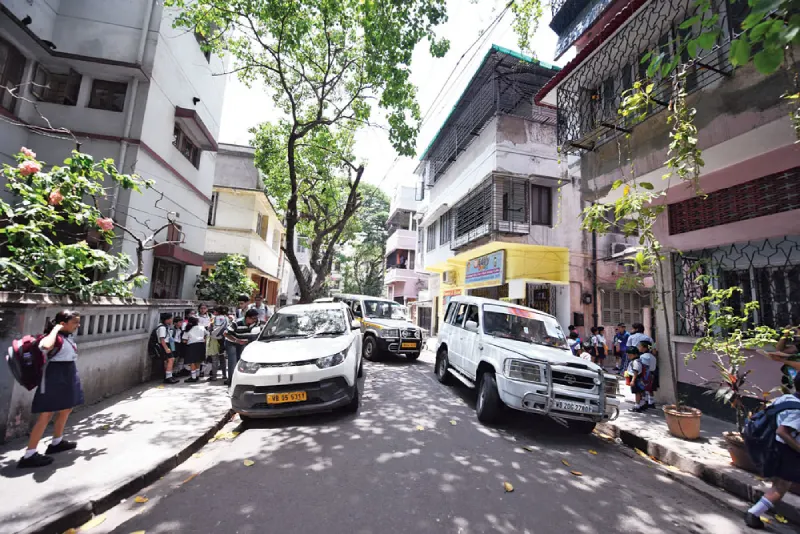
443, 270, 456, 285
610, 242, 629, 258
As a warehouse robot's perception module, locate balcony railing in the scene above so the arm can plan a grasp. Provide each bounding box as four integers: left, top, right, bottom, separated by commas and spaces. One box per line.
557, 0, 747, 152
447, 174, 532, 251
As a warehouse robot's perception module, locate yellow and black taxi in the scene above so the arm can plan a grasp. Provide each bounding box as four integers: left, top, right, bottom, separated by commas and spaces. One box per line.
318, 294, 423, 361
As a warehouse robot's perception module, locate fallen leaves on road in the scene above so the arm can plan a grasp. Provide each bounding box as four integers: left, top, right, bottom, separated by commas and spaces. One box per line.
666, 465, 681, 473
101, 425, 110, 431
503, 481, 514, 492
760, 516, 771, 524
588, 450, 598, 455
634, 448, 649, 459
450, 420, 457, 425
570, 471, 583, 477
775, 515, 788, 524
156, 385, 165, 389
416, 425, 425, 431
561, 459, 570, 467
592, 429, 615, 441
212, 430, 240, 442
243, 459, 255, 467
182, 473, 198, 484
79, 514, 106, 530
134, 496, 148, 504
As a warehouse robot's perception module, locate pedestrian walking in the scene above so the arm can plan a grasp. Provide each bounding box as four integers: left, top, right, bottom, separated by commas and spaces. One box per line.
249, 294, 270, 323
182, 316, 207, 383
613, 323, 630, 375
224, 308, 263, 384
235, 295, 250, 319
628, 340, 654, 413
744, 373, 800, 529
17, 310, 84, 468
208, 306, 229, 382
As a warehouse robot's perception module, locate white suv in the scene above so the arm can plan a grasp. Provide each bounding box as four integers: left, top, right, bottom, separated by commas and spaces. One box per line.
435, 296, 619, 433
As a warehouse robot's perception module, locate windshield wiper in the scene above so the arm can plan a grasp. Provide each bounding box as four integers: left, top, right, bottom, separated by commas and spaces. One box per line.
261, 333, 313, 340
314, 331, 346, 337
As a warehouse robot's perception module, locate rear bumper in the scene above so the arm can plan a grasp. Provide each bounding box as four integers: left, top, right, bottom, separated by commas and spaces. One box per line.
376, 337, 421, 355
231, 377, 355, 418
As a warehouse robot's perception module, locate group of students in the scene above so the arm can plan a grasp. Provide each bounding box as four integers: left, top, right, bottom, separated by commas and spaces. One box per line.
151, 295, 271, 386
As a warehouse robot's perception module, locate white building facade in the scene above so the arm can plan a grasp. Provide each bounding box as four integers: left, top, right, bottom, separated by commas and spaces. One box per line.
0, 0, 228, 299
385, 185, 428, 305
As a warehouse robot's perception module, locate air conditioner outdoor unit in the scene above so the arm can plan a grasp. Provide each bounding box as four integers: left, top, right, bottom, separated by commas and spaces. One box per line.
610, 242, 629, 258
443, 270, 456, 285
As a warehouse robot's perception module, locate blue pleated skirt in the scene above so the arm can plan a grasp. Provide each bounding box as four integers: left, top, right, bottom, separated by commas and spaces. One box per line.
31, 361, 85, 413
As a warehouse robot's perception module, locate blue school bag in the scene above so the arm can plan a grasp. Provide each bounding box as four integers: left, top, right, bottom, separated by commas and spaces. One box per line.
743, 399, 800, 471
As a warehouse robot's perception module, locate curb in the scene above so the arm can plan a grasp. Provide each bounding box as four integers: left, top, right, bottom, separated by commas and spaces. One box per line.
18, 409, 234, 534
597, 420, 800, 526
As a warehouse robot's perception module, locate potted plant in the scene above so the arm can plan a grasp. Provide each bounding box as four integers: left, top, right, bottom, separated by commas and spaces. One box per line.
687, 278, 779, 467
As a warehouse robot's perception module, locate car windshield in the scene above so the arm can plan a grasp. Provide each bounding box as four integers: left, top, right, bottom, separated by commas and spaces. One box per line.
482, 304, 568, 350
259, 309, 347, 340
363, 300, 407, 320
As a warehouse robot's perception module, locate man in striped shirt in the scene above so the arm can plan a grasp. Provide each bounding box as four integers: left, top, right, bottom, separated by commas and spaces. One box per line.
223, 308, 263, 384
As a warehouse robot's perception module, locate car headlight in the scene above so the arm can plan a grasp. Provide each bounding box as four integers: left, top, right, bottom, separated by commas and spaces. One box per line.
380, 329, 399, 338
604, 375, 619, 397
237, 360, 260, 374
316, 349, 347, 369
504, 359, 546, 384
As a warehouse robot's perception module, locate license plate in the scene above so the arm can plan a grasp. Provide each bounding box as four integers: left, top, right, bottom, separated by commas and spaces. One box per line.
267, 391, 307, 404
401, 342, 417, 348
554, 400, 593, 413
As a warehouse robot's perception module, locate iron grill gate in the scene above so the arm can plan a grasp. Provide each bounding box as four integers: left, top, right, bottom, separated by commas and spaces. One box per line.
556, 0, 746, 151
673, 236, 800, 337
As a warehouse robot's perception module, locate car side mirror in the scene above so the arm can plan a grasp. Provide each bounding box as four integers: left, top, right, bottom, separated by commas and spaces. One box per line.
465, 320, 479, 333
351, 320, 361, 330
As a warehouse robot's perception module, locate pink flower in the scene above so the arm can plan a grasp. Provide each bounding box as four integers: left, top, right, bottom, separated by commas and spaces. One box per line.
96, 217, 114, 232
18, 160, 41, 176
48, 189, 63, 206
20, 147, 36, 158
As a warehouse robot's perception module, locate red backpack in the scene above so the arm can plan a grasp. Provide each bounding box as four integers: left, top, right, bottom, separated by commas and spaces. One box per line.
5, 334, 63, 391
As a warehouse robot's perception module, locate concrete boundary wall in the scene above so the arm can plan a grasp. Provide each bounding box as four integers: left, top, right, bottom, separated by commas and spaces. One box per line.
0, 293, 195, 443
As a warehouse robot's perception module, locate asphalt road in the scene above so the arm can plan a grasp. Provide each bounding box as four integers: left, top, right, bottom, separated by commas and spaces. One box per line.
95, 353, 788, 534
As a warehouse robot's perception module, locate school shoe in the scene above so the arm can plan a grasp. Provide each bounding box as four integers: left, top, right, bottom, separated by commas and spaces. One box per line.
647, 402, 657, 409
744, 512, 765, 529
207, 375, 217, 382
184, 377, 199, 383
164, 376, 179, 384
17, 452, 54, 468
46, 440, 77, 454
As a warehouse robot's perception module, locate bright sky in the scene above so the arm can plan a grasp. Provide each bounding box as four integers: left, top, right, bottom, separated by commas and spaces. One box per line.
218, 0, 573, 195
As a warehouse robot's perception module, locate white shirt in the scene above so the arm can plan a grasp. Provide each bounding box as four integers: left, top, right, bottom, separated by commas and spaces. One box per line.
197, 314, 211, 328
185, 325, 207, 344
628, 332, 653, 351
48, 334, 78, 362
595, 334, 607, 347
773, 395, 800, 444
640, 352, 657, 372
250, 303, 270, 322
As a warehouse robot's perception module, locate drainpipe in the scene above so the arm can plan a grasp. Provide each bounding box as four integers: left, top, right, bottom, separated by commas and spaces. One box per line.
110, 0, 155, 220
592, 226, 599, 328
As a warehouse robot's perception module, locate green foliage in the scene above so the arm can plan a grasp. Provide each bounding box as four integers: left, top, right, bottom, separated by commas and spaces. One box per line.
196, 254, 257, 306
0, 149, 153, 299
688, 277, 780, 431
665, 68, 704, 192
509, 0, 544, 55
166, 0, 448, 302
337, 184, 390, 296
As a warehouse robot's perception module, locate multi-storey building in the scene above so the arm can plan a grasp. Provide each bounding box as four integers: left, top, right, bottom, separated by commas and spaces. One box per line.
385, 185, 428, 305
204, 144, 283, 306
416, 45, 609, 337
537, 0, 799, 407
0, 0, 228, 299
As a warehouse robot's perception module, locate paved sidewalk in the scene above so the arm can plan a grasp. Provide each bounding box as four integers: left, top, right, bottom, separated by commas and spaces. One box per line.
0, 380, 232, 534
598, 393, 800, 525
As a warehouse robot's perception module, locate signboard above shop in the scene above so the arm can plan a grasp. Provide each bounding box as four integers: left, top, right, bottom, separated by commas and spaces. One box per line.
465, 250, 505, 289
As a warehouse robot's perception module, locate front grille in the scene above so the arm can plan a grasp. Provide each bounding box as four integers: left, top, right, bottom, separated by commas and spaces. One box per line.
552, 371, 595, 390
259, 358, 317, 368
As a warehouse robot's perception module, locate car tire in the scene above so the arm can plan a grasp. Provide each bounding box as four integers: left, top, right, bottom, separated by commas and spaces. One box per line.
435, 348, 451, 385
343, 383, 360, 414
363, 336, 380, 361
568, 421, 597, 434
238, 414, 252, 425
406, 352, 420, 361
476, 372, 503, 424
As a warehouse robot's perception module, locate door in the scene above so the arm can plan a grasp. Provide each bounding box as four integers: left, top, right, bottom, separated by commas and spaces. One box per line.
448, 303, 469, 371
347, 307, 362, 373
460, 304, 481, 378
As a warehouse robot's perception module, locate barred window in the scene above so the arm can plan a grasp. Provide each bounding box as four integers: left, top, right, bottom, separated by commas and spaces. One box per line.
673, 237, 800, 337
439, 211, 451, 246
426, 222, 437, 252
531, 185, 552, 226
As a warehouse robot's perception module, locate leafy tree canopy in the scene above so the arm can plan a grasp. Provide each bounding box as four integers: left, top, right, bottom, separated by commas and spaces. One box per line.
196, 254, 257, 306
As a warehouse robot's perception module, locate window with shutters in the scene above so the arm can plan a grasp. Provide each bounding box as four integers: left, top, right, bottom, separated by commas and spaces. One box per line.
31, 64, 81, 106
255, 214, 269, 241
601, 290, 649, 327
439, 211, 451, 246
88, 79, 128, 112
0, 37, 26, 113
426, 222, 437, 252
530, 185, 552, 226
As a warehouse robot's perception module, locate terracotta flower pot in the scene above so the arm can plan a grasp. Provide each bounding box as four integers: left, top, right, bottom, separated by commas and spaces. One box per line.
723, 431, 759, 474
663, 405, 702, 440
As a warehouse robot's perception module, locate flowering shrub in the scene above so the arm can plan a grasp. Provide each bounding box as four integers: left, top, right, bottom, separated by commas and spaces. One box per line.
0, 148, 156, 299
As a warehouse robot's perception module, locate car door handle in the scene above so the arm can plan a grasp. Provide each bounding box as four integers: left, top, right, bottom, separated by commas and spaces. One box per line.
478, 344, 483, 351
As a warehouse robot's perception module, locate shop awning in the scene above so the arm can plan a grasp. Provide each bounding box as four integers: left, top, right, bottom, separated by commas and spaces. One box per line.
425, 242, 569, 285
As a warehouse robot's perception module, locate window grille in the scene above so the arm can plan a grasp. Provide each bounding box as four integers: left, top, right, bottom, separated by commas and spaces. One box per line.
439, 211, 451, 246
426, 222, 437, 252
669, 167, 800, 235
673, 236, 800, 337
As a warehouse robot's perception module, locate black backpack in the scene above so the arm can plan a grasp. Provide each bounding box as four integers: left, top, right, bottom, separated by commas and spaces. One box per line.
148, 325, 165, 359
743, 399, 800, 471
